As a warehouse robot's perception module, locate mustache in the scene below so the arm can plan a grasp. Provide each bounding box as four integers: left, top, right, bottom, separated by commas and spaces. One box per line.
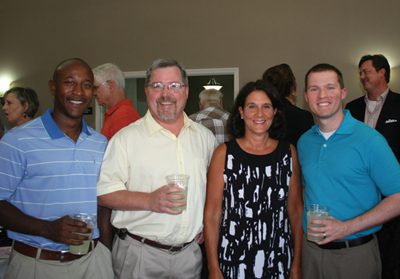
157, 96, 176, 104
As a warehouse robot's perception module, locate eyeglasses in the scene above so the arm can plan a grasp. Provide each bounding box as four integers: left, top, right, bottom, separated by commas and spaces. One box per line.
147, 82, 186, 92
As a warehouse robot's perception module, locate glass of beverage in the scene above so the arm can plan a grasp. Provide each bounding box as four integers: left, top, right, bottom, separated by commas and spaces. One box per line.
69, 213, 96, 255
306, 204, 329, 242
165, 174, 189, 212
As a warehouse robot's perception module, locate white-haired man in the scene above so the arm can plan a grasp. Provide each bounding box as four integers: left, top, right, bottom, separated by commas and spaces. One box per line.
93, 63, 140, 140
189, 88, 231, 144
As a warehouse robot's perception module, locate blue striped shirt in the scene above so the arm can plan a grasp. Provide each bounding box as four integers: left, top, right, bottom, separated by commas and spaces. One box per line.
0, 109, 107, 251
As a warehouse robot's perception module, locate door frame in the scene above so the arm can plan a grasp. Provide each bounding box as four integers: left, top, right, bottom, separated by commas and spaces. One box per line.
95, 67, 239, 131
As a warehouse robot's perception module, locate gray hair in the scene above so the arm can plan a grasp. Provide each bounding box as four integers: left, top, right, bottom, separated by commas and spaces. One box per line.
93, 63, 125, 89
145, 58, 188, 86
199, 89, 223, 102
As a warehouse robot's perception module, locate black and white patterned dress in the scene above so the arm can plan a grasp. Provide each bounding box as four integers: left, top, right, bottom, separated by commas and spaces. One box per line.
218, 139, 293, 279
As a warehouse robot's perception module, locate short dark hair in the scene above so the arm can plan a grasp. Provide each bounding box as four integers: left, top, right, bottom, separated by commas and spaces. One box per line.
229, 80, 285, 139
53, 58, 92, 82
145, 58, 188, 86
359, 54, 390, 82
4, 87, 39, 118
262, 63, 296, 98
305, 63, 345, 90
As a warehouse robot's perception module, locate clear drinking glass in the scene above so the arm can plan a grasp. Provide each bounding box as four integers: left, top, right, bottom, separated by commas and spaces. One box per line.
306, 204, 329, 242
165, 174, 189, 212
69, 213, 96, 255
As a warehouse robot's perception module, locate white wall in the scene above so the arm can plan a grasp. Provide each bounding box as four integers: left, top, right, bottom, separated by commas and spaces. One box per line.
1, 0, 399, 125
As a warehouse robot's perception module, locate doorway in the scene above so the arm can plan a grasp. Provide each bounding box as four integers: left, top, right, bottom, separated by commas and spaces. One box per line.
95, 67, 239, 132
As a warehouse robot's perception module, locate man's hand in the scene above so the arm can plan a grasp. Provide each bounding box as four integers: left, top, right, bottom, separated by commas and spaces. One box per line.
46, 215, 92, 245
148, 185, 186, 214
307, 216, 350, 244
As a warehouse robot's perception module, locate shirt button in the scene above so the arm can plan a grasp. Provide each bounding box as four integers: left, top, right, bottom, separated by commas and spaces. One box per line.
323, 144, 327, 148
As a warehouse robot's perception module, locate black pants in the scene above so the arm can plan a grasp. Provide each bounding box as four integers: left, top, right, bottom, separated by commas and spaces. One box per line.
378, 217, 400, 279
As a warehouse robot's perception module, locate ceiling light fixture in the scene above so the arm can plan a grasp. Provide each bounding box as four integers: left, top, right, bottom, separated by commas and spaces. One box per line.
203, 77, 223, 91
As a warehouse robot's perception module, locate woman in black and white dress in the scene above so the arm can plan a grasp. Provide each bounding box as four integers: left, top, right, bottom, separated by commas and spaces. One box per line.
204, 80, 303, 279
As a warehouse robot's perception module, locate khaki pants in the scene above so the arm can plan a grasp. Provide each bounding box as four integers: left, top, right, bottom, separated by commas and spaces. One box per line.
112, 235, 202, 279
5, 242, 113, 279
302, 235, 381, 279
0, 256, 9, 279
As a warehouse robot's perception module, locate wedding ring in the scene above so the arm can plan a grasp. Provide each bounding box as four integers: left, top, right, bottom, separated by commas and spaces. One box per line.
323, 232, 327, 239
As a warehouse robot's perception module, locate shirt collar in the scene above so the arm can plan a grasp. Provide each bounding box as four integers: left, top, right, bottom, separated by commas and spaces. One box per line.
143, 110, 195, 135
105, 99, 132, 117
204, 103, 223, 110
202, 105, 226, 113
364, 87, 389, 103
41, 109, 91, 139
311, 109, 354, 137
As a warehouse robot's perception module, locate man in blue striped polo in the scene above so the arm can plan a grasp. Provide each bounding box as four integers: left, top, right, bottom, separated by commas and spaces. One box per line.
0, 58, 113, 279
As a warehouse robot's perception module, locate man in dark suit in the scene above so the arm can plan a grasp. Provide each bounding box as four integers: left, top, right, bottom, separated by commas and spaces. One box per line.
346, 54, 400, 279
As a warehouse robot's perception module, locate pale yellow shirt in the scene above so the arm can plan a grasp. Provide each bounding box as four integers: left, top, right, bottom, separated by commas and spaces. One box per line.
97, 111, 217, 245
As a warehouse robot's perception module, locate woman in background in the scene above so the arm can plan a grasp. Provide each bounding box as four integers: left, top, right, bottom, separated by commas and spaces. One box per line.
263, 63, 314, 146
2, 87, 39, 128
0, 87, 39, 278
204, 80, 303, 279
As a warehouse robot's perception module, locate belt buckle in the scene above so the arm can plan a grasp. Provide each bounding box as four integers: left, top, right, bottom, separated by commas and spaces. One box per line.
117, 228, 128, 240
168, 245, 178, 253
168, 244, 184, 253
59, 250, 69, 262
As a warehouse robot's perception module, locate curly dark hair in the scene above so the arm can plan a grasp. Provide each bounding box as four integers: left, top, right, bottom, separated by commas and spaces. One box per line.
229, 80, 285, 139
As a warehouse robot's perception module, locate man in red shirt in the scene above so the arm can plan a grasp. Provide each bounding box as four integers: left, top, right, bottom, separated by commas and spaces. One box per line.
93, 63, 140, 140
93, 63, 141, 250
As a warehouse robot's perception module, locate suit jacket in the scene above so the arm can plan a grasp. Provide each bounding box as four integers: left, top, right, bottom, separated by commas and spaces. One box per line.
346, 90, 400, 162
282, 99, 314, 146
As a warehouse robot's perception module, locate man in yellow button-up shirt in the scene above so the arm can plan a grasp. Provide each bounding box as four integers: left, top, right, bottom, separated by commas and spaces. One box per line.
97, 58, 217, 279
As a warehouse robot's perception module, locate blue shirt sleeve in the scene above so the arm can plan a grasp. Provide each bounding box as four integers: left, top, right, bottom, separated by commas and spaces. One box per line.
367, 132, 400, 196
0, 132, 26, 200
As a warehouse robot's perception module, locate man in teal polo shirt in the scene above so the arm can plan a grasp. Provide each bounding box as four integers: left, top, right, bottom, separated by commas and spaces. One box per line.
298, 63, 400, 279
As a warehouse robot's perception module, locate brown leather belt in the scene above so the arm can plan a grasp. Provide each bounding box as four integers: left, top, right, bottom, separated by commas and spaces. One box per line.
125, 231, 192, 252
13, 240, 98, 262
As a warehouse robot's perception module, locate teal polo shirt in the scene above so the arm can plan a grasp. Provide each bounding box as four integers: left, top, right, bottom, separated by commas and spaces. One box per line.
298, 110, 400, 239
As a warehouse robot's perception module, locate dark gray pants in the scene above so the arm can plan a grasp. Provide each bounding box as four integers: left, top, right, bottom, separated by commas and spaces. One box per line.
302, 235, 381, 279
